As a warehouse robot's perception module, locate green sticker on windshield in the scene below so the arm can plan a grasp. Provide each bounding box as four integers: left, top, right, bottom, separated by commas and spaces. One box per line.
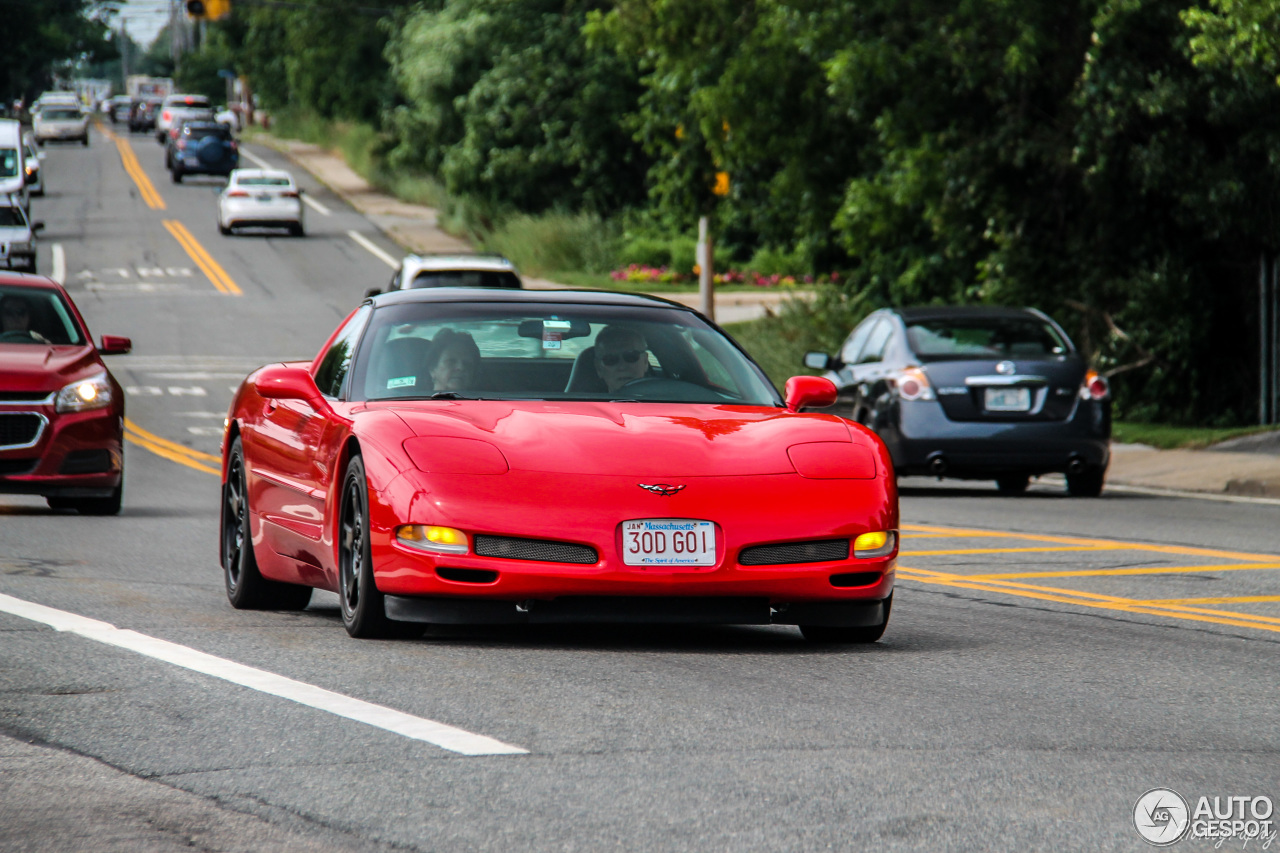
387, 376, 416, 389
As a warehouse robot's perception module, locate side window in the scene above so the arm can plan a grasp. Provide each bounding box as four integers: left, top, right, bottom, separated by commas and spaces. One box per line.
859, 320, 893, 364
314, 306, 372, 399
841, 318, 879, 364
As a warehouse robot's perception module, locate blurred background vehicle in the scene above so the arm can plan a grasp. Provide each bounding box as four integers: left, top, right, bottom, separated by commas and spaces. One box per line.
21, 131, 43, 197
107, 95, 133, 124
217, 169, 304, 236
128, 97, 164, 133
805, 305, 1112, 496
167, 120, 238, 183
32, 105, 89, 146
155, 93, 212, 144
0, 200, 43, 273
387, 254, 523, 291
0, 119, 30, 213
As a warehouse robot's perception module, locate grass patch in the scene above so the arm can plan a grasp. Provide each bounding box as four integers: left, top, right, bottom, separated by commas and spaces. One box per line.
1112, 422, 1280, 449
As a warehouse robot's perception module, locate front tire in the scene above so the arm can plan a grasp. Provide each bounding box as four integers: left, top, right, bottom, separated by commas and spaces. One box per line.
222, 437, 313, 610
338, 455, 420, 638
800, 595, 892, 644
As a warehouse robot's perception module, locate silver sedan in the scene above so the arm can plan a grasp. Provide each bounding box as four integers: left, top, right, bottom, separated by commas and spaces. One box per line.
216, 169, 305, 237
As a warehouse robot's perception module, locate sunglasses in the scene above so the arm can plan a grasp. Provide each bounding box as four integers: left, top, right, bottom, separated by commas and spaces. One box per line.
599, 349, 645, 366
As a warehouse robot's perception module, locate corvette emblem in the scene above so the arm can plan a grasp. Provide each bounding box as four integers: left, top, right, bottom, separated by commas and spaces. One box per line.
638, 483, 685, 496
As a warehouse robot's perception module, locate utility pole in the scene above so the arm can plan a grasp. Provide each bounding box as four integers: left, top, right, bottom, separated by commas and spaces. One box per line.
698, 216, 714, 322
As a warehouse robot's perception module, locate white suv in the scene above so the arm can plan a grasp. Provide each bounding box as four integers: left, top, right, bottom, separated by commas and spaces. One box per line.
155, 94, 212, 144
387, 254, 523, 291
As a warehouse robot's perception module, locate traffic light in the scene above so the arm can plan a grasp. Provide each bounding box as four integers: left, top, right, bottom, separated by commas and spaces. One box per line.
185, 0, 230, 20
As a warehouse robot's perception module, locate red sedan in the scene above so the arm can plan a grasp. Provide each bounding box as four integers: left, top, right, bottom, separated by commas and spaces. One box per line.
0, 272, 131, 514
221, 289, 898, 642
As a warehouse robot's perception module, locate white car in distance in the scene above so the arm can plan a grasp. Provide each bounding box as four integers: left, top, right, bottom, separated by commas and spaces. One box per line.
217, 169, 305, 237
33, 106, 89, 146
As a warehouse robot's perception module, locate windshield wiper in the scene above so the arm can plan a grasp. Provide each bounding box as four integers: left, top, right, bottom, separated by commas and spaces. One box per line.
428, 391, 473, 399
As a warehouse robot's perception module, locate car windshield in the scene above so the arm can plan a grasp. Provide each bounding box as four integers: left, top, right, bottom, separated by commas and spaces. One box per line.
349, 301, 781, 406
0, 149, 17, 178
0, 206, 27, 227
411, 271, 520, 289
0, 285, 85, 345
906, 316, 1070, 360
43, 109, 82, 121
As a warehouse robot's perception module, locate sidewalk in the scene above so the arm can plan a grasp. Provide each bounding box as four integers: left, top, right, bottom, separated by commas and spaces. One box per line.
251, 134, 1280, 501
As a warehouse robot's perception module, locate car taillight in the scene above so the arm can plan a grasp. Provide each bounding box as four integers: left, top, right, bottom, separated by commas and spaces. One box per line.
226, 190, 249, 197
229, 141, 238, 151
1080, 369, 1110, 401
176, 138, 187, 149
162, 110, 171, 121
281, 191, 299, 198
893, 367, 935, 401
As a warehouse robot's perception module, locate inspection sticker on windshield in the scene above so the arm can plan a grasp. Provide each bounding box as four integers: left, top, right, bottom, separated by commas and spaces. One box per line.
387, 376, 416, 389
543, 319, 571, 350
622, 519, 716, 567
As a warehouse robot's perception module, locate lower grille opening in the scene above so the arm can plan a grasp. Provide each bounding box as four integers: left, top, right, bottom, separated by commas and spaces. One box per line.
473, 534, 597, 565
0, 413, 42, 448
0, 458, 37, 476
739, 539, 849, 566
436, 567, 499, 584
59, 449, 113, 475
829, 571, 882, 588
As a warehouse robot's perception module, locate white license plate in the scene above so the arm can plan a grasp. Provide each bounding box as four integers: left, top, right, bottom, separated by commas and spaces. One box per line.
255, 194, 273, 202
622, 519, 715, 567
984, 387, 1032, 411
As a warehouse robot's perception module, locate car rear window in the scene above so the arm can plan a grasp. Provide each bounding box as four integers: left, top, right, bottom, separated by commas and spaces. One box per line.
186, 127, 229, 140
237, 177, 292, 187
0, 285, 85, 346
0, 206, 26, 226
906, 317, 1069, 360
410, 271, 521, 289
43, 109, 82, 121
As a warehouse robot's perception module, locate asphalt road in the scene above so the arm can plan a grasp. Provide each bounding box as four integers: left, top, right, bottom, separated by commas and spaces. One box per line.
1, 122, 1277, 853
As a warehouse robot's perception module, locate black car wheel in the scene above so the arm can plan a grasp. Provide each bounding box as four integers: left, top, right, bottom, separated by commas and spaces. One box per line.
996, 475, 1030, 494
800, 595, 892, 644
171, 167, 183, 183
222, 437, 312, 610
338, 454, 421, 638
1066, 465, 1106, 497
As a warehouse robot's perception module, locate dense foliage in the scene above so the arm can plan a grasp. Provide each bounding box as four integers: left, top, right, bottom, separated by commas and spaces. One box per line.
168, 1, 1280, 422
1, 0, 117, 101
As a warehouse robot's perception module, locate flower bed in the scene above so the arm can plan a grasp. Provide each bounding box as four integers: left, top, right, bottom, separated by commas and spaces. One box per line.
610, 264, 841, 288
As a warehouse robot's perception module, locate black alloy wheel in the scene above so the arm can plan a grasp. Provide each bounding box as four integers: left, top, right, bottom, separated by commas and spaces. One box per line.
338, 455, 422, 639
995, 475, 1030, 494
222, 437, 312, 610
799, 594, 892, 644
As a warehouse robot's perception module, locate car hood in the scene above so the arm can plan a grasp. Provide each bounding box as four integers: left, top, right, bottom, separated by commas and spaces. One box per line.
378, 401, 855, 477
0, 225, 32, 241
0, 345, 102, 394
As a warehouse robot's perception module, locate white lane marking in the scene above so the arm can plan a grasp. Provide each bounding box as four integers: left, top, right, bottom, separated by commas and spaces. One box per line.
240, 146, 329, 214
0, 592, 528, 756
349, 230, 399, 269
301, 194, 330, 216
238, 147, 273, 169
51, 244, 65, 284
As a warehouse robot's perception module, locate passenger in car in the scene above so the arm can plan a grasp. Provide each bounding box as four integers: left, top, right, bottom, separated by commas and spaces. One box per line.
593, 325, 649, 392
426, 328, 481, 391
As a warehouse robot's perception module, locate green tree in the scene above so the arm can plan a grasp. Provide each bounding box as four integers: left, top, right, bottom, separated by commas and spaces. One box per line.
1, 0, 117, 102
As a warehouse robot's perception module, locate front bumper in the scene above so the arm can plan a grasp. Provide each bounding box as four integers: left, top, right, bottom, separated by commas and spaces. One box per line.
881, 398, 1111, 478
0, 405, 123, 498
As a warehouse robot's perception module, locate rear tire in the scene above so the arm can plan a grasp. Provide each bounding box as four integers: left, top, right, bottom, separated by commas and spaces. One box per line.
995, 475, 1030, 494
1066, 466, 1106, 497
171, 168, 183, 184
222, 437, 313, 610
290, 223, 305, 238
800, 595, 892, 644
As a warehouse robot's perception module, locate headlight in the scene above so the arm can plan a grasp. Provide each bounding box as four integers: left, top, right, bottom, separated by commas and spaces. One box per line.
56, 372, 113, 413
853, 530, 897, 559
395, 524, 469, 555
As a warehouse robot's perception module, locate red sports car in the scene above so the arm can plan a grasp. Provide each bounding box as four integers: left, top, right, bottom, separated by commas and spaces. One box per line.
0, 272, 131, 514
221, 289, 898, 642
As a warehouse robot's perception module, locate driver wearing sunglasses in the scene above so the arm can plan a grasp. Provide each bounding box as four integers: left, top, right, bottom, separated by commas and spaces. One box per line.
593, 325, 649, 392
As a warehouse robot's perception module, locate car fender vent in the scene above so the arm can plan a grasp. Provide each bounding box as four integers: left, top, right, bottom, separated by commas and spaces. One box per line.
739, 539, 849, 566
473, 535, 598, 565
436, 567, 499, 584
829, 571, 882, 588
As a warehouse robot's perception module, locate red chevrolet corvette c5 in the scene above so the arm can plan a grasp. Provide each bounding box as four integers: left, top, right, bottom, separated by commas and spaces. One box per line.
221, 288, 899, 642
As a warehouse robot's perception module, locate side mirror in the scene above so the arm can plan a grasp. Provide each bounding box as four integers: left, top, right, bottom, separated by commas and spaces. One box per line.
253, 365, 343, 421
31, 221, 45, 234
784, 376, 838, 413
98, 335, 132, 355
803, 351, 835, 371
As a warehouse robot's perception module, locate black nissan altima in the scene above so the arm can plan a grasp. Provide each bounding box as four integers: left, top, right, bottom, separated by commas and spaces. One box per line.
804, 306, 1111, 496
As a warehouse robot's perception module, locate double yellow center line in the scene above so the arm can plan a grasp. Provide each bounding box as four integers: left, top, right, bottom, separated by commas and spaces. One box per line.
124, 418, 222, 476
101, 125, 165, 210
